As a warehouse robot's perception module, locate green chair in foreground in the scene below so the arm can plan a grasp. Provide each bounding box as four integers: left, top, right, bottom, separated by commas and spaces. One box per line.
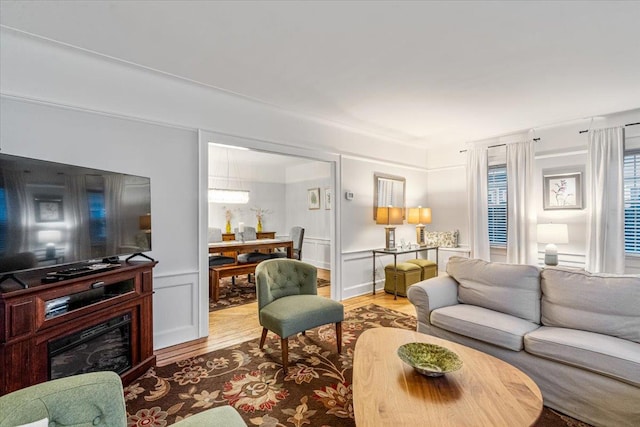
256, 258, 344, 370
0, 371, 246, 427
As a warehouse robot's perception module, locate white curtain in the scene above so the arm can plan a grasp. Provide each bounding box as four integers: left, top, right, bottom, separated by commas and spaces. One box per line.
585, 127, 625, 273
467, 146, 490, 261
104, 175, 125, 255
506, 141, 537, 265
64, 175, 91, 260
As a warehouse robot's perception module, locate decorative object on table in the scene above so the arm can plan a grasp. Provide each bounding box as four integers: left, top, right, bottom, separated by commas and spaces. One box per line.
222, 206, 233, 233
34, 196, 64, 222
237, 222, 245, 242
408, 206, 432, 246
324, 188, 332, 210
543, 171, 583, 210
250, 206, 272, 232
307, 187, 320, 209
537, 223, 569, 266
397, 342, 463, 377
376, 206, 404, 250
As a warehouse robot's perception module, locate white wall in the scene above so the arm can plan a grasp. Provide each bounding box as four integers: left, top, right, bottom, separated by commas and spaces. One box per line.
340, 156, 429, 298
425, 108, 640, 272
0, 97, 201, 349
1, 29, 432, 348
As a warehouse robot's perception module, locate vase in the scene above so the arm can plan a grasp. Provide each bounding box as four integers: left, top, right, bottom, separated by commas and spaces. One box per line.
225, 220, 231, 234
257, 219, 263, 232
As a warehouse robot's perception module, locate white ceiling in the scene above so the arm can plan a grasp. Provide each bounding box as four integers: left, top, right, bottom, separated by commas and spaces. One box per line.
2, 1, 640, 147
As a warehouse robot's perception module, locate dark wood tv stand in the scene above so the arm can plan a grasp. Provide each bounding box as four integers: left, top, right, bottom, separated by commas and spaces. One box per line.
0, 260, 157, 395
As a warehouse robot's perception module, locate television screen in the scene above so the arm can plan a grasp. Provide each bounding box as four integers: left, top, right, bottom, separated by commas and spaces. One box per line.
0, 153, 151, 274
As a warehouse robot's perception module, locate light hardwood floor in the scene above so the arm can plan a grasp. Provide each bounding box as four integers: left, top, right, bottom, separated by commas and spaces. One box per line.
155, 269, 417, 366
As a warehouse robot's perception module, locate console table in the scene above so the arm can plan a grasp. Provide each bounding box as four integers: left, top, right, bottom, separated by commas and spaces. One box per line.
372, 246, 438, 299
0, 261, 157, 395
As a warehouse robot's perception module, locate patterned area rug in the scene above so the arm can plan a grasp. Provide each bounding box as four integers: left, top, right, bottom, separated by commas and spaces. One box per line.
209, 276, 330, 312
125, 304, 592, 427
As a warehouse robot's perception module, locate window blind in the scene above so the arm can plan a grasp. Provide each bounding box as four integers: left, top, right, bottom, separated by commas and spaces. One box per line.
624, 151, 640, 254
488, 166, 507, 246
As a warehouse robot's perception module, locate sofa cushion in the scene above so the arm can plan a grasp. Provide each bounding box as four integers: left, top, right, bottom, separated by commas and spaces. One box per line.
447, 257, 541, 323
525, 326, 640, 387
431, 304, 540, 351
541, 268, 640, 343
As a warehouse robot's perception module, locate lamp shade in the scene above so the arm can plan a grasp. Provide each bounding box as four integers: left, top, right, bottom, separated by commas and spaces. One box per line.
376, 206, 404, 225
537, 223, 569, 244
37, 230, 61, 243
408, 207, 432, 224
139, 214, 151, 230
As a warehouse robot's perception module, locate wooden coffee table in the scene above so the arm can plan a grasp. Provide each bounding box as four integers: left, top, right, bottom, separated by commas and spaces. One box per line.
353, 328, 542, 426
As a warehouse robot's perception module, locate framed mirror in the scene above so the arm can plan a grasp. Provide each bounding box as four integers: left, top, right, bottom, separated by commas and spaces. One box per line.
373, 172, 406, 220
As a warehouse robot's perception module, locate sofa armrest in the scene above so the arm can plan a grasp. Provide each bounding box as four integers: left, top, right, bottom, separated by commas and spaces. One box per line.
174, 405, 246, 426
0, 372, 126, 427
407, 275, 459, 326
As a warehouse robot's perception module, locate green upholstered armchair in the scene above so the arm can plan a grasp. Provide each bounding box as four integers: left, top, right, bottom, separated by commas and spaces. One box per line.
0, 372, 246, 427
255, 258, 344, 370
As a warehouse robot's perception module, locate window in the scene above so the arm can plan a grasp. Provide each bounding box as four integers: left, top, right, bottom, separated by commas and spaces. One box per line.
624, 150, 640, 254
488, 166, 507, 246
88, 191, 106, 244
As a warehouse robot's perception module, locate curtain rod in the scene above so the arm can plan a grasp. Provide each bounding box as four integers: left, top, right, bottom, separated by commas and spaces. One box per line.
459, 138, 540, 153
578, 122, 640, 134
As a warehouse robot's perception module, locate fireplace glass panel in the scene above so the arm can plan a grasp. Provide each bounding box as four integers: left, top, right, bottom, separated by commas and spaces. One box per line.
49, 313, 132, 380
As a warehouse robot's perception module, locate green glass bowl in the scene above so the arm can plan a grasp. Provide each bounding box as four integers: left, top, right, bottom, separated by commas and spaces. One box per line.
397, 342, 463, 377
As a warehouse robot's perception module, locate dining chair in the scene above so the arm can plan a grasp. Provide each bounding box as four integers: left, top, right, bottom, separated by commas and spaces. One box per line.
208, 228, 236, 267
271, 226, 304, 260
255, 258, 344, 371
236, 226, 271, 264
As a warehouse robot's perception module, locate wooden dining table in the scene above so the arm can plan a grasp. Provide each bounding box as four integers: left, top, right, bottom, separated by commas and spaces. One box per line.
208, 238, 294, 301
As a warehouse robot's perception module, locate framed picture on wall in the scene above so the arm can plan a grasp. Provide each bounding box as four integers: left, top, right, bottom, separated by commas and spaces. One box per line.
308, 188, 320, 210
34, 196, 64, 222
543, 171, 583, 210
324, 188, 332, 210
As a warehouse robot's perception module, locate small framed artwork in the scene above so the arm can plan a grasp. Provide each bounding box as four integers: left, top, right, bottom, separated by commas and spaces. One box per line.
543, 171, 583, 210
35, 197, 64, 222
324, 188, 332, 210
308, 188, 320, 210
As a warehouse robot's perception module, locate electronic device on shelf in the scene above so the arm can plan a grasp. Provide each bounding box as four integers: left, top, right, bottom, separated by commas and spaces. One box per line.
42, 263, 119, 282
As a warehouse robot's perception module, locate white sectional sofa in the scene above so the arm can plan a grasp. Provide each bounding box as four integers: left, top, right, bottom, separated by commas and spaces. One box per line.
407, 256, 640, 427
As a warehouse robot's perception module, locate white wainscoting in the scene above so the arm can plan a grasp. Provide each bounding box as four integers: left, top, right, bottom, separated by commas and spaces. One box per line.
301, 236, 331, 270
152, 270, 200, 350
341, 249, 440, 299
438, 247, 471, 270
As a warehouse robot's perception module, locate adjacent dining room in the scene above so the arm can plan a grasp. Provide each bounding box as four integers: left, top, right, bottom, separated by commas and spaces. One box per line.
206, 143, 334, 325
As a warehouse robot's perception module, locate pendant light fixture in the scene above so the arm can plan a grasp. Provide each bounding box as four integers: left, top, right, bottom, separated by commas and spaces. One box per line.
209, 144, 250, 204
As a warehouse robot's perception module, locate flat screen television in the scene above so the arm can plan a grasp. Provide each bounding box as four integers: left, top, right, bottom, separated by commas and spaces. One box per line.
0, 153, 151, 276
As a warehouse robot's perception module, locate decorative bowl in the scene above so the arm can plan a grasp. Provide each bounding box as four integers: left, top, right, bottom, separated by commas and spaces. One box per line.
397, 342, 463, 377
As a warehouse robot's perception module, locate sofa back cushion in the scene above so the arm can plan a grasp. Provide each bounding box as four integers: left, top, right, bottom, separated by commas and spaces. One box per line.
541, 268, 640, 343
446, 257, 541, 323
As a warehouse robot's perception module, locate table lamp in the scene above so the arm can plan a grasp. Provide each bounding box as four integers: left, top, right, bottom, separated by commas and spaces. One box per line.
408, 206, 432, 246
38, 230, 62, 259
537, 223, 569, 266
376, 206, 404, 250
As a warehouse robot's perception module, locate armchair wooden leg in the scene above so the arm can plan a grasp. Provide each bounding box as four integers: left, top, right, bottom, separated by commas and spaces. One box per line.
281, 337, 289, 371
260, 328, 268, 349
336, 322, 342, 354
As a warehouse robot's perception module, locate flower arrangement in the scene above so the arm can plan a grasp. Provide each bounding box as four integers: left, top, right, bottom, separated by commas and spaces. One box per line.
222, 206, 236, 233
250, 206, 272, 232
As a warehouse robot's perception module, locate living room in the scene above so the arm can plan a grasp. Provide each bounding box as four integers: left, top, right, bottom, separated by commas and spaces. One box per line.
1, 2, 639, 426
